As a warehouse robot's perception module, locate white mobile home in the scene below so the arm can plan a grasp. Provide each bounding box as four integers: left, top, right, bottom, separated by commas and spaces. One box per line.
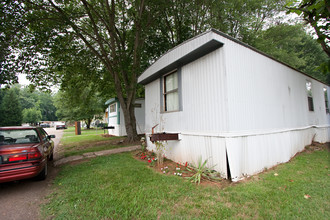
105, 98, 145, 136
138, 29, 330, 181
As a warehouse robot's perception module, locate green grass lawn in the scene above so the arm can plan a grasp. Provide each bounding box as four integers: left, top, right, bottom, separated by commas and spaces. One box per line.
44, 146, 330, 219
61, 127, 111, 145
59, 127, 124, 157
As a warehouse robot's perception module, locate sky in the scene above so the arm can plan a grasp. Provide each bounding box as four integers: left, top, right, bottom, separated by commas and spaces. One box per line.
18, 73, 59, 93
18, 74, 29, 85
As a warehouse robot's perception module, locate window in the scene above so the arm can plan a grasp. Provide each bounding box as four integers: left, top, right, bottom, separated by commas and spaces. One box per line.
306, 81, 314, 111
109, 103, 116, 113
324, 87, 329, 113
134, 103, 142, 108
0, 129, 40, 145
164, 71, 179, 112
38, 128, 48, 141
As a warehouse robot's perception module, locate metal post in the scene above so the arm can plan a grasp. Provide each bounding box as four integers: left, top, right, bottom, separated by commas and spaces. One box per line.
75, 121, 81, 135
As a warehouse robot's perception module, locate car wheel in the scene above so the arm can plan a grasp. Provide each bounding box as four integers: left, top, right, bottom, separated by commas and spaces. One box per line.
35, 160, 48, 181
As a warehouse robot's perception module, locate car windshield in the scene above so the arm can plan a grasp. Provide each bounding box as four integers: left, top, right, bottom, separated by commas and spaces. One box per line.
0, 129, 40, 145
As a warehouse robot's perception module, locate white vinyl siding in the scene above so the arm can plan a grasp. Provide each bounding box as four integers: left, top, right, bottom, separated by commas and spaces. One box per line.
139, 30, 330, 181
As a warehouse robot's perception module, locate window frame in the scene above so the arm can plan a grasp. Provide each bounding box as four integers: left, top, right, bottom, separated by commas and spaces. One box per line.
306, 80, 314, 112
162, 70, 180, 112
109, 103, 117, 113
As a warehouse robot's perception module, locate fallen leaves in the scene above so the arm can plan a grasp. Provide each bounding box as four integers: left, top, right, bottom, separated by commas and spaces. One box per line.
304, 194, 311, 199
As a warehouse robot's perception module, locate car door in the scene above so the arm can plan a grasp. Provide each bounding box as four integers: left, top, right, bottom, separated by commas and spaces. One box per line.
37, 128, 52, 157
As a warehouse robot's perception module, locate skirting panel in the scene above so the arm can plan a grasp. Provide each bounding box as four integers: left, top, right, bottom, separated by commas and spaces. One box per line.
146, 126, 329, 181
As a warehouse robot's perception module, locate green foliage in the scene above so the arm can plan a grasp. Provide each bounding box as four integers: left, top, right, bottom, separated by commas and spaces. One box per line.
254, 23, 329, 82
19, 87, 58, 121
54, 85, 106, 128
0, 1, 26, 85
0, 85, 57, 126
286, 0, 330, 57
1, 0, 327, 140
187, 157, 220, 184
22, 107, 42, 125
0, 87, 22, 126
209, 0, 287, 45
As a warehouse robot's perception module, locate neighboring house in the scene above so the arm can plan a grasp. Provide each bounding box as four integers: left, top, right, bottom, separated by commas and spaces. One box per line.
138, 29, 330, 181
105, 98, 145, 136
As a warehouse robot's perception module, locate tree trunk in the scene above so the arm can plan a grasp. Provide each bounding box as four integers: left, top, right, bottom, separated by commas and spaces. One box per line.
118, 96, 139, 143
85, 118, 92, 129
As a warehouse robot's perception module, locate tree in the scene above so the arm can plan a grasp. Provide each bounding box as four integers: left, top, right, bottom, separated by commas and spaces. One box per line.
22, 107, 42, 125
8, 0, 161, 141
54, 85, 106, 129
19, 87, 58, 121
254, 23, 328, 82
286, 0, 330, 57
3, 0, 323, 141
208, 0, 288, 45
0, 1, 25, 85
0, 88, 22, 126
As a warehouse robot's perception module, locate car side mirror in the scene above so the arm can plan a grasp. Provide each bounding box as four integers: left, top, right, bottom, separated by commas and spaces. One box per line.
48, 135, 56, 139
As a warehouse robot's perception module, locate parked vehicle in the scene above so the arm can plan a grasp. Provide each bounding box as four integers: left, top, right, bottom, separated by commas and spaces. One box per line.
0, 126, 55, 183
55, 123, 66, 130
40, 123, 50, 128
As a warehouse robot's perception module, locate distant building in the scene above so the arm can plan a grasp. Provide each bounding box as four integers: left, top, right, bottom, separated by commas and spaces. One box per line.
105, 98, 145, 136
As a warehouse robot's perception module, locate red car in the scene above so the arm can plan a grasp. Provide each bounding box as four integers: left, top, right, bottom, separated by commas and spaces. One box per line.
0, 126, 55, 183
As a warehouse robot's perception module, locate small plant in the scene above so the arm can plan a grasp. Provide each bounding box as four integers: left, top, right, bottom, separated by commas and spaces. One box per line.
140, 137, 146, 152
161, 166, 169, 174
154, 141, 166, 166
187, 157, 221, 184
140, 153, 147, 160
174, 163, 183, 176
147, 157, 157, 166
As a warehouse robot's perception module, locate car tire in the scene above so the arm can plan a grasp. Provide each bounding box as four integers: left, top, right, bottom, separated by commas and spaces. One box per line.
35, 160, 48, 181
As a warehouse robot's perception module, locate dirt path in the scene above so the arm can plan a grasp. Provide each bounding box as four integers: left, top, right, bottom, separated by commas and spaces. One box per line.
0, 128, 63, 220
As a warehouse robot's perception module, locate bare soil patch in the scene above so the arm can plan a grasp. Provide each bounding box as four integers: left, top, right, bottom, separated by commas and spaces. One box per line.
133, 150, 232, 188
133, 142, 329, 188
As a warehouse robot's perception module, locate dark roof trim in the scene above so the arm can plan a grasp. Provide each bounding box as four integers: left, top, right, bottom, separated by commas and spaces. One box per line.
210, 29, 328, 85
105, 97, 118, 105
139, 39, 223, 85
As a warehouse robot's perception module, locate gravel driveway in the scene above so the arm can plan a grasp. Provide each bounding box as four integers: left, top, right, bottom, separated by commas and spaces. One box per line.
0, 127, 63, 220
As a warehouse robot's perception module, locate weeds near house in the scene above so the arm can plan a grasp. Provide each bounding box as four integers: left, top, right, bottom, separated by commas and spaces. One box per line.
154, 140, 166, 166
140, 137, 146, 152
187, 157, 222, 184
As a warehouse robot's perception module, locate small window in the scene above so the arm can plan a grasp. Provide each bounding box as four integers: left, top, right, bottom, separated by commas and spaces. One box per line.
306, 81, 314, 111
324, 87, 329, 113
163, 71, 179, 112
134, 103, 142, 108
109, 103, 116, 113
